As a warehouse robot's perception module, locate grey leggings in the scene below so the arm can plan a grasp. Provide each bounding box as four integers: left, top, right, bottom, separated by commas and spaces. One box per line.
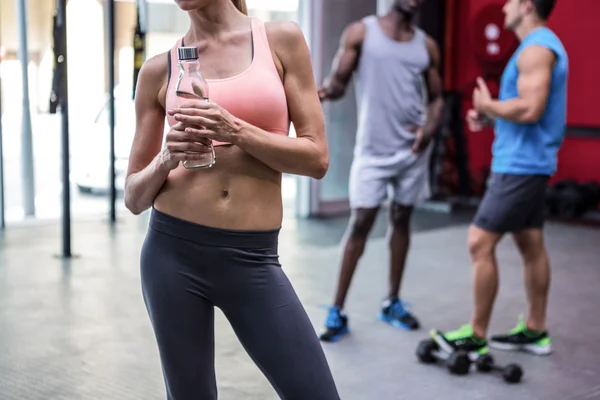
141, 209, 340, 400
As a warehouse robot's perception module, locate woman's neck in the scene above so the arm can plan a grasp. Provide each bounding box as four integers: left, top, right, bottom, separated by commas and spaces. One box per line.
186, 0, 244, 41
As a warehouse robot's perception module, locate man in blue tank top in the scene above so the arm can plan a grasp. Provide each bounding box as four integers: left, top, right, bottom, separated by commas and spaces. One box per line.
317, 0, 445, 342
432, 0, 567, 357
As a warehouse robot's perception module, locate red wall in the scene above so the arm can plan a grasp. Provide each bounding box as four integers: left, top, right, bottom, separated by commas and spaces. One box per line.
452, 0, 600, 186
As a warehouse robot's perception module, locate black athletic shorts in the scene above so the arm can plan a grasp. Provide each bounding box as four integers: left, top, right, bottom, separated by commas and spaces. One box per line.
473, 172, 550, 233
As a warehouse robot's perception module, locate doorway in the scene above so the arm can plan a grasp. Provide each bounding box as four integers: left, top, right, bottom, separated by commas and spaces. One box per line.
294, 0, 378, 218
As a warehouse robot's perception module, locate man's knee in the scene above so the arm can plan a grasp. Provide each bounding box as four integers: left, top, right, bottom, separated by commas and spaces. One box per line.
349, 208, 378, 238
390, 203, 413, 231
513, 229, 546, 263
468, 225, 501, 260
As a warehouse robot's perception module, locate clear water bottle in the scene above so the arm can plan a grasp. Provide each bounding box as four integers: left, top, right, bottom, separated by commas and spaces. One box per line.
175, 46, 216, 169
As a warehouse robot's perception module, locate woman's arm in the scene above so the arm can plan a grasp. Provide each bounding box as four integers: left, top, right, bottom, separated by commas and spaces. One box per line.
169, 21, 329, 180
124, 53, 210, 215
239, 21, 328, 179
124, 54, 171, 215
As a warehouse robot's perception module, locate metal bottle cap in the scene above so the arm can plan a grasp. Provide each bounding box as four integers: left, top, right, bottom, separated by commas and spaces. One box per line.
177, 46, 198, 61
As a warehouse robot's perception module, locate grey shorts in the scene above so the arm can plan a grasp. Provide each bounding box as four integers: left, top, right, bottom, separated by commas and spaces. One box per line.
474, 172, 550, 233
349, 147, 432, 209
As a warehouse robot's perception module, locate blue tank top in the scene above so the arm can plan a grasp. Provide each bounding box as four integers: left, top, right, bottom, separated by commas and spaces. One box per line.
492, 27, 568, 176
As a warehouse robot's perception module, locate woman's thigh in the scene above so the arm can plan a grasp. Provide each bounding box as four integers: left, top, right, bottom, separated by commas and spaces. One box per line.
141, 227, 218, 400
219, 262, 340, 400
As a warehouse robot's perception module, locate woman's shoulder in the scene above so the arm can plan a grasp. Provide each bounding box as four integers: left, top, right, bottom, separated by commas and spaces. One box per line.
136, 51, 170, 107
139, 51, 170, 82
263, 20, 309, 65
263, 20, 306, 52
139, 51, 170, 84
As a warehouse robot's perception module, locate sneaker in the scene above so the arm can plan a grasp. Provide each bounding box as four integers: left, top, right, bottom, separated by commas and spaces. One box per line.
430, 324, 489, 361
489, 318, 552, 356
378, 298, 420, 330
319, 306, 349, 342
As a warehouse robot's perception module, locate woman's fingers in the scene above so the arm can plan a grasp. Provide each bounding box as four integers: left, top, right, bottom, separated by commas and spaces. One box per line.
174, 114, 217, 128
168, 150, 212, 164
180, 152, 212, 161
169, 129, 213, 145
166, 141, 212, 155
184, 128, 218, 143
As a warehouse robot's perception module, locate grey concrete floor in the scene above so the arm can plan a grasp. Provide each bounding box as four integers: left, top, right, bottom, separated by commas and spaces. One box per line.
0, 208, 599, 400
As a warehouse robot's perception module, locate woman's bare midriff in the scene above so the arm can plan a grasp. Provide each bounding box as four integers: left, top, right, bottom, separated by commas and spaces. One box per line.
153, 144, 284, 231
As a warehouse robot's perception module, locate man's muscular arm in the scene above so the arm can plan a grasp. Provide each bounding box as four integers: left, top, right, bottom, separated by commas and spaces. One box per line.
413, 36, 444, 153
478, 45, 556, 123
318, 21, 365, 101
422, 36, 444, 137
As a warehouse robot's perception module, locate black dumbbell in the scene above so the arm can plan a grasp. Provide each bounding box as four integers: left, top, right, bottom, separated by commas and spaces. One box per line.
580, 181, 600, 209
475, 353, 523, 383
416, 339, 472, 375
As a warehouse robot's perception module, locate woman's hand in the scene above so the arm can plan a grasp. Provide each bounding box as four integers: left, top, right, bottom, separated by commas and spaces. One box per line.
167, 100, 242, 145
161, 122, 213, 170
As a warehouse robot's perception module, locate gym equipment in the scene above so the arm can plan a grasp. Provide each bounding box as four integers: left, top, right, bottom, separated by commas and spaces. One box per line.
429, 92, 473, 198
50, 0, 73, 257
580, 181, 600, 210
472, 3, 519, 77
545, 179, 600, 219
132, 0, 147, 99
416, 339, 524, 384
556, 183, 585, 218
547, 180, 581, 218
0, 21, 5, 229
416, 339, 471, 375
544, 185, 559, 216
475, 353, 523, 384
107, 0, 117, 223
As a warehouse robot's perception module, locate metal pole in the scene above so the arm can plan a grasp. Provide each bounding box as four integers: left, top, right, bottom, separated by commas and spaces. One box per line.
107, 0, 116, 223
0, 74, 5, 230
57, 0, 71, 257
0, 4, 5, 229
16, 0, 35, 217
132, 0, 147, 99
137, 0, 148, 33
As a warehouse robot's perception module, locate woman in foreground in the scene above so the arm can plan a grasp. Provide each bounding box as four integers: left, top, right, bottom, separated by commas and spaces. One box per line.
124, 0, 340, 398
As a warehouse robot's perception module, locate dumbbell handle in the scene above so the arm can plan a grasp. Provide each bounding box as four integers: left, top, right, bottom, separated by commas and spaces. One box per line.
432, 349, 450, 361
491, 363, 521, 374
479, 357, 509, 373
489, 362, 523, 383
489, 363, 505, 372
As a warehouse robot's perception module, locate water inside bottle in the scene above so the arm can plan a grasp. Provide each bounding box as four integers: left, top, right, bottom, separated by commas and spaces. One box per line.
176, 80, 209, 104
175, 91, 209, 102
175, 85, 214, 169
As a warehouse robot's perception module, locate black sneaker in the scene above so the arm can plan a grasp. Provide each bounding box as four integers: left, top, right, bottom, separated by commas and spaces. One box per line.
489, 318, 552, 356
319, 306, 349, 342
430, 324, 489, 360
378, 298, 420, 330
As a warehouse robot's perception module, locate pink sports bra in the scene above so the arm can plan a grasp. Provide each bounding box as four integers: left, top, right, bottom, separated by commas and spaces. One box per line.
165, 18, 290, 146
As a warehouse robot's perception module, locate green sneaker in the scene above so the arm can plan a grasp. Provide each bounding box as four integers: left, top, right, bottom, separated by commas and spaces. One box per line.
489, 317, 552, 356
430, 324, 489, 361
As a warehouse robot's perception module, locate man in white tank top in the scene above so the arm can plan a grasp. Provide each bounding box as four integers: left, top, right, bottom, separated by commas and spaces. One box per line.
317, 0, 444, 342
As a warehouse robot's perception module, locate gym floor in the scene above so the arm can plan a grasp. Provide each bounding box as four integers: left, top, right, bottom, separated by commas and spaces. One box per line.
0, 208, 599, 400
